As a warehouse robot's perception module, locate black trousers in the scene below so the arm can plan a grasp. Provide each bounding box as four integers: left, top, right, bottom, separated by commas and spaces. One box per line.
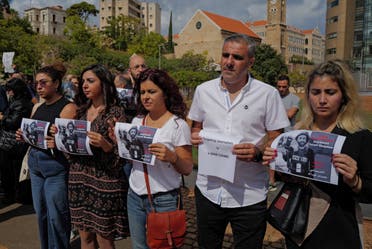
195, 186, 267, 249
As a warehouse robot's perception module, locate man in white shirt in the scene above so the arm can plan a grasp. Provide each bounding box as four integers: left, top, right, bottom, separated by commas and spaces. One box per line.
188, 34, 289, 249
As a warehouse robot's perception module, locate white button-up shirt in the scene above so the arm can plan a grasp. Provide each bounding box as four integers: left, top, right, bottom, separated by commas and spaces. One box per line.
188, 76, 289, 207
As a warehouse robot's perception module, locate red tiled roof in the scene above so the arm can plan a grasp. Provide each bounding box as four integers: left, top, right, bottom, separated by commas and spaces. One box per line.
303, 29, 313, 34
246, 20, 267, 27
202, 10, 260, 39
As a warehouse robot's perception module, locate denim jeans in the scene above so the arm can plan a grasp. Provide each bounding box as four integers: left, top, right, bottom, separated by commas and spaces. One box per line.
123, 161, 133, 180
127, 187, 178, 249
28, 148, 71, 249
195, 187, 267, 249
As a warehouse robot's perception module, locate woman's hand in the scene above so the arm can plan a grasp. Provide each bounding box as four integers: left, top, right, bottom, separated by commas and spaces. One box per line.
332, 153, 359, 189
45, 135, 56, 149
49, 124, 57, 136
149, 143, 177, 164
87, 131, 113, 152
15, 128, 24, 142
262, 147, 277, 166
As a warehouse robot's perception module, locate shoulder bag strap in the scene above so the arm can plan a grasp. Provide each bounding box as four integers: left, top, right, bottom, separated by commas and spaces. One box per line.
142, 115, 182, 212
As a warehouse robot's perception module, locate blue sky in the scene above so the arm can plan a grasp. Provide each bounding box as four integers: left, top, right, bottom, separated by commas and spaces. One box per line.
11, 0, 326, 35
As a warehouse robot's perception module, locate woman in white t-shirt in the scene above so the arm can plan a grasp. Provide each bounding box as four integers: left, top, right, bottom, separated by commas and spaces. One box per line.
127, 68, 193, 249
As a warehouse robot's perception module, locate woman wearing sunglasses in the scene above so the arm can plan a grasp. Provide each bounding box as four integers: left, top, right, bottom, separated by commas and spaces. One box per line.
16, 62, 77, 249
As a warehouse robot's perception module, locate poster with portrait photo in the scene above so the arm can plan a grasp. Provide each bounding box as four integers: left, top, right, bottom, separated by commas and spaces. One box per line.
21, 118, 49, 149
55, 118, 93, 155
115, 122, 158, 165
270, 130, 346, 185
117, 88, 135, 106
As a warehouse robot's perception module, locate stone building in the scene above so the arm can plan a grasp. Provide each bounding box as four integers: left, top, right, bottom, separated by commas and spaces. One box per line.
174, 9, 261, 63
24, 6, 66, 36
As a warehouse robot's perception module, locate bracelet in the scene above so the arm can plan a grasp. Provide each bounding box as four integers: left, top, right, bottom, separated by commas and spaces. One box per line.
351, 175, 360, 189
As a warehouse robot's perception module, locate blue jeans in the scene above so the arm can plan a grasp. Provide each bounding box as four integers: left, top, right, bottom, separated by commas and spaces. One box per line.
127, 187, 179, 249
123, 161, 133, 180
28, 148, 71, 249
195, 187, 267, 249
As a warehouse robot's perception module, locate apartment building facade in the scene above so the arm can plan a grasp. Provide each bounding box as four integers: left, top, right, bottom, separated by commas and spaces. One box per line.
99, 0, 161, 34
141, 2, 161, 33
326, 0, 372, 91
24, 6, 66, 36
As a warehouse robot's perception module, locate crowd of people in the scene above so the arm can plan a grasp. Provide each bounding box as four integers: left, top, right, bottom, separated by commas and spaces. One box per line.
0, 33, 371, 249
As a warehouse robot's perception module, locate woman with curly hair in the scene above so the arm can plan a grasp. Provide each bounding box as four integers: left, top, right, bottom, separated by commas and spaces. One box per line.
127, 68, 193, 249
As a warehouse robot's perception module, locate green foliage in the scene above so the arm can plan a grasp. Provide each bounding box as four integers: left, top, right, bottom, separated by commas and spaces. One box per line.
64, 15, 95, 46
166, 11, 174, 53
170, 70, 217, 88
288, 70, 307, 90
105, 15, 145, 51
251, 44, 287, 85
127, 32, 166, 57
66, 1, 98, 23
289, 55, 314, 65
0, 16, 39, 74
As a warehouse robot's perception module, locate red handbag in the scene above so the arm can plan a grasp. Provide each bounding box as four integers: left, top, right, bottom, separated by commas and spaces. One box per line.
143, 164, 186, 249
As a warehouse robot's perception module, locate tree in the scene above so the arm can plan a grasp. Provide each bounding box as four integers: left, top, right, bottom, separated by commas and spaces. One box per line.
166, 11, 174, 53
288, 70, 307, 91
0, 15, 40, 74
127, 32, 165, 57
251, 44, 287, 85
0, 0, 10, 18
105, 15, 145, 51
64, 15, 94, 46
66, 1, 98, 23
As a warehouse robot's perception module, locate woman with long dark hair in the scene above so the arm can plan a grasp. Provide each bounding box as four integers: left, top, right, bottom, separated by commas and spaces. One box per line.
68, 64, 129, 249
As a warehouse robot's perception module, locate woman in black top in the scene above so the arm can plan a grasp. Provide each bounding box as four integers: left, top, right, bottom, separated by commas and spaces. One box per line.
263, 60, 372, 249
16, 63, 77, 249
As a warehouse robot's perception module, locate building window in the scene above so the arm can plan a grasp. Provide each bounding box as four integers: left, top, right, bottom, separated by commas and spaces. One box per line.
327, 16, 338, 24
327, 48, 336, 54
305, 38, 308, 45
63, 17, 66, 23
328, 0, 339, 8
53, 14, 56, 22
327, 32, 337, 39
150, 23, 153, 27
36, 15, 39, 21
118, 7, 122, 10
36, 28, 39, 33
53, 28, 56, 34
150, 14, 152, 19
42, 14, 45, 21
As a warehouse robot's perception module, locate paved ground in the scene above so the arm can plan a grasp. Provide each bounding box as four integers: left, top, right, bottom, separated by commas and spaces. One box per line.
1, 172, 371, 248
